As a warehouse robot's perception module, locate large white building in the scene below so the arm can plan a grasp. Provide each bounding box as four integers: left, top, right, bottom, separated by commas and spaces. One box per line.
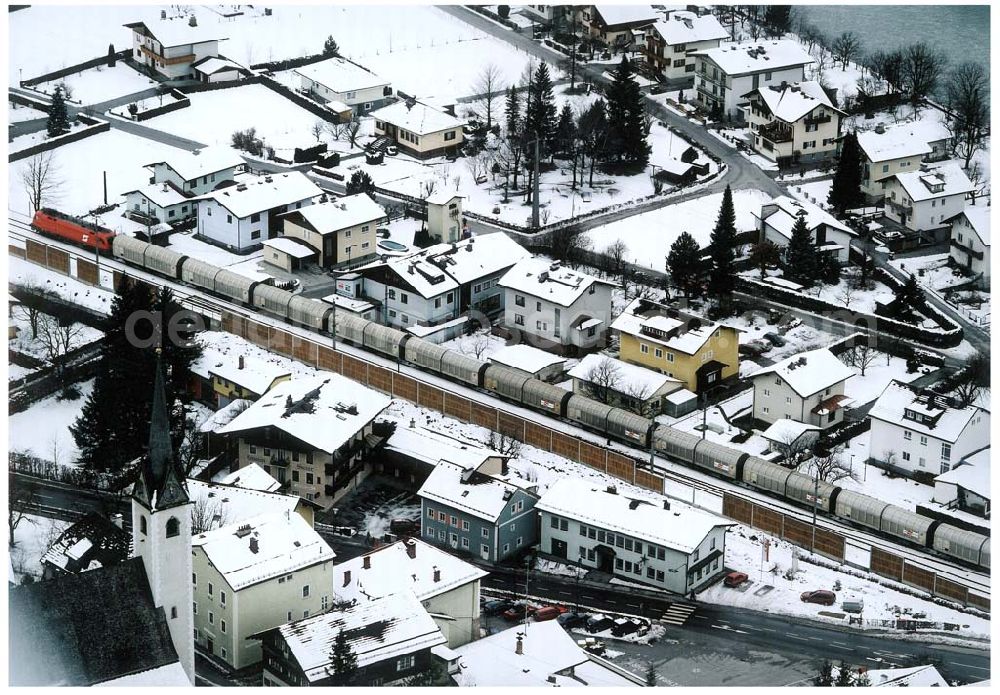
882, 162, 973, 235
758, 195, 856, 264
857, 121, 952, 201
125, 19, 224, 80
750, 348, 855, 429
294, 57, 392, 115
742, 80, 844, 166
645, 10, 729, 84
946, 205, 990, 289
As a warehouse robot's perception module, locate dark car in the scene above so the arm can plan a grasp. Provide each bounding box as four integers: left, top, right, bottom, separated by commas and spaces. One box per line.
739, 343, 765, 357
648, 83, 669, 95
800, 590, 837, 606
611, 618, 641, 637
557, 611, 589, 629
586, 614, 614, 633
748, 338, 772, 353
763, 332, 787, 347
483, 599, 514, 616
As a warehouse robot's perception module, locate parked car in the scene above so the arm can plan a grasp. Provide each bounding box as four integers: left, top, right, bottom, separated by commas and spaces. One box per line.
502, 603, 536, 622
557, 611, 589, 629
586, 614, 614, 633
611, 618, 640, 637
648, 83, 669, 95
739, 343, 765, 357
483, 599, 514, 616
763, 332, 786, 347
533, 605, 567, 622
723, 571, 749, 588
800, 590, 837, 606
748, 339, 772, 353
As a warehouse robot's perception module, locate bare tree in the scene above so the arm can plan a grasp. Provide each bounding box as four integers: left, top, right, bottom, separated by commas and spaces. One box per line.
583, 357, 622, 404
836, 281, 857, 309
951, 348, 989, 407
14, 290, 47, 340
9, 473, 39, 547
798, 23, 824, 53
831, 31, 862, 70
460, 332, 491, 360
422, 178, 437, 198
549, 225, 593, 267
19, 151, 63, 213
345, 118, 362, 149
474, 63, 503, 130
805, 448, 855, 483
191, 495, 231, 534
842, 342, 881, 376
325, 120, 348, 141
465, 150, 491, 183
964, 160, 989, 204
35, 314, 84, 367
901, 42, 947, 106
622, 380, 655, 417
945, 62, 990, 169
486, 431, 523, 458
311, 120, 325, 143
775, 430, 813, 464
603, 239, 628, 279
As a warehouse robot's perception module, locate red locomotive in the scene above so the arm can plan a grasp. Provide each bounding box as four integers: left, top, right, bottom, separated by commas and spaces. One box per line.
31, 208, 116, 253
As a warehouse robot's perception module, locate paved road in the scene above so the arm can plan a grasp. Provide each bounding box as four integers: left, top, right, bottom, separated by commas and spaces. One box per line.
103, 112, 207, 151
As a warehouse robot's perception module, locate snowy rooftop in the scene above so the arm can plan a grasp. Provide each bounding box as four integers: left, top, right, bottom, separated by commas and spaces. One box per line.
863, 664, 949, 687
750, 347, 854, 398
39, 513, 129, 576
935, 449, 989, 499
187, 479, 310, 527
125, 18, 225, 48
889, 162, 974, 202
215, 462, 282, 492
272, 592, 445, 682
199, 398, 251, 433
869, 380, 986, 443
322, 292, 377, 314
760, 419, 820, 445
417, 460, 537, 523
294, 57, 388, 93
370, 99, 464, 135
262, 236, 317, 258
498, 257, 614, 308
650, 12, 728, 45
489, 344, 567, 375
453, 619, 639, 687
385, 426, 506, 469
569, 354, 681, 395
426, 190, 464, 205
746, 80, 840, 123
333, 538, 487, 605
144, 146, 244, 182
592, 4, 658, 27
219, 373, 391, 453
761, 195, 854, 240
692, 40, 813, 75
856, 121, 951, 163
536, 478, 733, 554
123, 182, 189, 208
288, 194, 387, 235
949, 205, 990, 247
197, 172, 322, 219
611, 297, 736, 355
94, 662, 191, 687
192, 56, 247, 76
199, 351, 291, 396
192, 511, 334, 591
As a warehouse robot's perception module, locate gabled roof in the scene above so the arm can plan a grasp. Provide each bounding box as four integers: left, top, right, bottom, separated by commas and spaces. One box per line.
862, 664, 949, 687
93, 662, 192, 687
417, 460, 538, 523
370, 99, 465, 135
192, 511, 334, 591
195, 172, 322, 219
761, 195, 855, 241
888, 162, 974, 203
869, 380, 986, 443
219, 374, 391, 454
144, 146, 244, 183
569, 353, 681, 396
40, 513, 130, 576
124, 19, 224, 48
856, 120, 952, 163
750, 348, 854, 398
201, 352, 291, 396
935, 448, 989, 499
760, 419, 820, 445
187, 479, 316, 529
745, 80, 842, 123
215, 462, 282, 492
191, 56, 249, 76
498, 256, 614, 307
946, 205, 990, 247
611, 297, 739, 355
649, 11, 729, 45
263, 236, 318, 258
122, 181, 190, 208
294, 57, 388, 94
691, 40, 813, 76
285, 194, 387, 235
9, 558, 181, 686
592, 4, 659, 28
489, 344, 567, 374
384, 426, 506, 469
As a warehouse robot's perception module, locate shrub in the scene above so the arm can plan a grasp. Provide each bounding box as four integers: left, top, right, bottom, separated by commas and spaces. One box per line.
497, 5, 510, 18
58, 385, 82, 401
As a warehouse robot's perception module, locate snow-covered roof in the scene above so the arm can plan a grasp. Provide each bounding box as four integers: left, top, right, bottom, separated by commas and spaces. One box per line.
453, 619, 639, 687
370, 99, 464, 135
125, 19, 224, 48
666, 388, 698, 405
197, 172, 322, 219
746, 80, 841, 123
761, 195, 854, 240
650, 12, 729, 45
192, 511, 334, 591
215, 462, 282, 492
123, 182, 189, 208
948, 205, 990, 247
272, 592, 445, 682
498, 257, 614, 308
489, 344, 566, 375
426, 190, 464, 205
144, 146, 244, 182
192, 56, 247, 76
592, 4, 658, 28
218, 374, 391, 453
417, 460, 537, 523
287, 194, 387, 235
199, 398, 251, 433
294, 57, 388, 94
863, 664, 949, 688
869, 380, 986, 443
39, 513, 129, 576
935, 450, 989, 499
569, 354, 680, 396
692, 40, 813, 76
333, 538, 487, 605
385, 426, 506, 469
196, 350, 290, 396
187, 479, 310, 528
322, 292, 377, 314
94, 662, 191, 687
611, 297, 737, 355
750, 348, 854, 398
262, 236, 317, 259
856, 121, 952, 163
760, 419, 820, 445
888, 162, 974, 202
536, 478, 733, 554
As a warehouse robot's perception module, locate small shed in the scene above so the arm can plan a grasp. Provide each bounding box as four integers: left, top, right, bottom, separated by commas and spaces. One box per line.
489, 344, 567, 382
262, 236, 317, 272
664, 388, 698, 417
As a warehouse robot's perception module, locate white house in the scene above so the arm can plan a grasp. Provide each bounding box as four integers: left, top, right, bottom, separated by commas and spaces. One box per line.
568, 353, 683, 415
758, 195, 856, 264
186, 478, 319, 529
575, 5, 659, 52
867, 381, 990, 478
213, 463, 283, 493
691, 40, 814, 120
536, 478, 734, 595
498, 257, 616, 354
945, 205, 990, 288
281, 193, 388, 268
371, 99, 465, 159
645, 11, 729, 84
294, 57, 392, 115
488, 344, 567, 382
931, 447, 989, 519
882, 162, 973, 234
426, 191, 466, 244
742, 80, 844, 166
125, 19, 224, 80
191, 56, 250, 83
857, 121, 952, 201
332, 538, 488, 648
191, 511, 336, 670
750, 348, 855, 429
194, 172, 322, 252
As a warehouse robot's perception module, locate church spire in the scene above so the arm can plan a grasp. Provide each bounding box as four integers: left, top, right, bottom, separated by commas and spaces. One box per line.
134, 350, 188, 510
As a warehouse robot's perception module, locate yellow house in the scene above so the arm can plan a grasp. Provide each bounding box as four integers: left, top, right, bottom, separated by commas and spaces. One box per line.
208, 354, 291, 408
370, 99, 465, 159
611, 298, 740, 394
281, 194, 388, 269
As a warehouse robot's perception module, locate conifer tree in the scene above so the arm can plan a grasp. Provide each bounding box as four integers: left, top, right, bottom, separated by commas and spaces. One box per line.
708, 185, 737, 313
895, 273, 923, 309
784, 211, 820, 287
524, 62, 556, 155
330, 630, 358, 685
555, 103, 576, 157
827, 131, 864, 214
605, 55, 649, 167
504, 85, 524, 189
47, 86, 70, 138
667, 232, 704, 300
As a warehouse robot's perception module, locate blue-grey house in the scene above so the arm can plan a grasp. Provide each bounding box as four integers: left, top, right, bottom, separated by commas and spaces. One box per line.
418, 460, 539, 564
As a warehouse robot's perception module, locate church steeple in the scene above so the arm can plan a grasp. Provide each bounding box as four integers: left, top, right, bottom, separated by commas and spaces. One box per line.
134, 351, 188, 511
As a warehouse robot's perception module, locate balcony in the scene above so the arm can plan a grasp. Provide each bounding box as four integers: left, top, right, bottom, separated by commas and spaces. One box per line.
139, 44, 194, 66
950, 238, 984, 261
886, 200, 913, 218
804, 113, 833, 127
758, 122, 792, 144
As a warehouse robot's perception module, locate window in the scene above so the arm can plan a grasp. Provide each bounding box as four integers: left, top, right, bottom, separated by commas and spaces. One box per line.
250, 445, 257, 454
514, 294, 525, 307
444, 131, 456, 142
692, 549, 699, 562
306, 473, 313, 485
221, 591, 226, 606
140, 516, 147, 535
763, 389, 770, 396
345, 229, 352, 239
673, 58, 686, 68
883, 164, 890, 173
437, 511, 446, 522
666, 352, 674, 362
250, 212, 260, 223
435, 297, 442, 309
902, 452, 911, 461
762, 407, 770, 414
208, 582, 214, 597
516, 536, 523, 547
322, 595, 329, 611
221, 619, 227, 634
509, 523, 516, 532
514, 313, 525, 326
192, 572, 197, 586
503, 543, 510, 553
462, 520, 470, 531
209, 612, 214, 625
438, 530, 445, 541
785, 396, 792, 404
481, 528, 489, 538
450, 532, 458, 545
641, 344, 649, 354
292, 470, 300, 482
536, 301, 542, 312
903, 430, 912, 441
361, 241, 370, 249
919, 435, 928, 447
918, 457, 926, 468
775, 378, 782, 386
447, 292, 454, 304
552, 516, 560, 529
450, 515, 458, 527
222, 647, 228, 660
193, 602, 198, 615
389, 289, 396, 300
941, 443, 951, 462
401, 293, 409, 304
462, 537, 470, 549
710, 537, 716, 550
227, 214, 233, 224
302, 585, 310, 598
536, 320, 546, 331
397, 655, 416, 671
656, 570, 665, 582
655, 348, 663, 358
171, 606, 177, 619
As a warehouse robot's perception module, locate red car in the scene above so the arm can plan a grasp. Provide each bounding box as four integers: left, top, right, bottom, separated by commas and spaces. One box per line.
800, 590, 837, 606
533, 605, 569, 622
501, 604, 536, 622
724, 572, 749, 588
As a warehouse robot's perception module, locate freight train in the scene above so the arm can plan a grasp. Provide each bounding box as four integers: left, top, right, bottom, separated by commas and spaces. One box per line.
109, 234, 989, 571
30, 209, 117, 253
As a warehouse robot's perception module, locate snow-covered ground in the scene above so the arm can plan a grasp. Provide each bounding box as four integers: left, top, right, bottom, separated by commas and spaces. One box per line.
838, 435, 940, 512
9, 378, 94, 466
34, 63, 155, 105
10, 514, 71, 584
786, 178, 834, 209
439, 329, 509, 361
890, 253, 991, 325
8, 103, 45, 123
841, 354, 923, 406
9, 256, 116, 315
9, 311, 104, 363
8, 120, 87, 156
748, 269, 899, 315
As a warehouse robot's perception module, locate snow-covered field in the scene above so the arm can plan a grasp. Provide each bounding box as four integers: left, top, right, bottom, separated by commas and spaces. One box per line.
9, 256, 116, 315
9, 312, 104, 364
8, 103, 45, 123
9, 378, 94, 465
10, 514, 71, 584
35, 63, 155, 105
8, 120, 88, 157
841, 354, 923, 406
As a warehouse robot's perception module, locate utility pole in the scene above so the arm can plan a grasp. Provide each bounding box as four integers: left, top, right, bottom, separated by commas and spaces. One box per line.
531, 135, 540, 229
523, 556, 531, 631
810, 468, 819, 554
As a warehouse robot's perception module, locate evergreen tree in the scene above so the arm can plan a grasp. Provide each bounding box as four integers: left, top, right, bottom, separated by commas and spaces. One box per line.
524, 62, 557, 156
346, 170, 374, 196
329, 629, 358, 685
835, 661, 853, 687
504, 85, 521, 138
817, 250, 842, 286
555, 103, 576, 157
47, 86, 70, 138
708, 185, 737, 313
604, 56, 649, 167
784, 211, 820, 287
827, 131, 864, 214
577, 100, 608, 187
764, 5, 792, 36
107, 44, 116, 68
815, 659, 834, 686
895, 273, 923, 309
322, 35, 340, 57
667, 232, 704, 300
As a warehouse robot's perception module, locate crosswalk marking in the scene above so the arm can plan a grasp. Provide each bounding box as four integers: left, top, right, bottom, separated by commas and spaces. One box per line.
660, 603, 697, 626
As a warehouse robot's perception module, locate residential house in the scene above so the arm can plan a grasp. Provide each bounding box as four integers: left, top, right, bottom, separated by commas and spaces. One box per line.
882, 162, 973, 237
452, 620, 643, 687
750, 348, 855, 429
536, 478, 734, 594
191, 511, 336, 670
867, 381, 990, 478
691, 40, 814, 120
124, 19, 224, 80
254, 592, 447, 687
214, 463, 283, 493
371, 99, 465, 159
760, 419, 821, 460
520, 4, 567, 26
382, 426, 510, 482
194, 172, 322, 252
294, 57, 392, 115
40, 512, 130, 580
931, 447, 990, 520
281, 193, 388, 268
645, 11, 729, 84
859, 664, 950, 688
426, 191, 467, 244
187, 479, 320, 531
857, 121, 952, 202
261, 236, 318, 272
418, 459, 540, 563
489, 343, 567, 382
758, 195, 856, 264
611, 298, 740, 394
192, 351, 291, 409
569, 353, 683, 415
945, 205, 990, 288
742, 80, 844, 166
332, 538, 488, 647
218, 374, 392, 507
498, 257, 616, 355
575, 5, 659, 52
191, 56, 251, 83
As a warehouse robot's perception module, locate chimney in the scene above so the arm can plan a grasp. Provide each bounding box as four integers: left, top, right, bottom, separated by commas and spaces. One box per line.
547, 675, 557, 683
433, 566, 441, 582
406, 539, 417, 559
606, 485, 617, 495
249, 536, 259, 554
343, 570, 351, 587
663, 500, 671, 511
162, 182, 169, 192
238, 355, 245, 370
111, 513, 123, 529
874, 123, 886, 135
515, 633, 524, 655
188, 14, 197, 27
362, 555, 371, 569
160, 9, 166, 19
